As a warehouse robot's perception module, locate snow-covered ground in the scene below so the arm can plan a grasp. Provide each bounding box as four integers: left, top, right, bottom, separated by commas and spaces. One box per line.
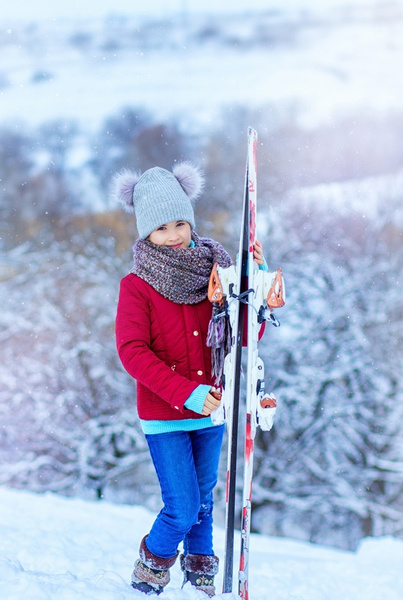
1, 486, 403, 600
1, 0, 395, 21
1, 2, 403, 132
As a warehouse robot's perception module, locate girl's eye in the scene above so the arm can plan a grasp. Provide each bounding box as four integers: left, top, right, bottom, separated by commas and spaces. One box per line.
177, 222, 185, 227
157, 226, 166, 231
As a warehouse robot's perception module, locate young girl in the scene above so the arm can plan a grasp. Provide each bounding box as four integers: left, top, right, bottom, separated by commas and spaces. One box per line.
113, 162, 266, 597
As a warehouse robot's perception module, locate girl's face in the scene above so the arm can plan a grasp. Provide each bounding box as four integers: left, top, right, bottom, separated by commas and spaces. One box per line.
148, 220, 192, 248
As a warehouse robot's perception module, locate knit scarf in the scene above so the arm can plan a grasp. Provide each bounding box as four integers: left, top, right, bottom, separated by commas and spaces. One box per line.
132, 231, 232, 384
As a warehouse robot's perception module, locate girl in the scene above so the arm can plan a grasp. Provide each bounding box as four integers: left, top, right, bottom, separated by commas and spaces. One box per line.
113, 162, 265, 596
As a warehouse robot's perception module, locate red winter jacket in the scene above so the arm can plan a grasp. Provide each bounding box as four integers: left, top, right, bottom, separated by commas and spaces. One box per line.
116, 273, 215, 421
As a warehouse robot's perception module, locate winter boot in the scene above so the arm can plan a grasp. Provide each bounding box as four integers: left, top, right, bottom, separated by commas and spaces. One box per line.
131, 536, 178, 595
180, 553, 219, 598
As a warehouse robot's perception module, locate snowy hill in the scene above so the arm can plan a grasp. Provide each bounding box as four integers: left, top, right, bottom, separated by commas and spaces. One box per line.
1, 1, 403, 132
1, 486, 403, 600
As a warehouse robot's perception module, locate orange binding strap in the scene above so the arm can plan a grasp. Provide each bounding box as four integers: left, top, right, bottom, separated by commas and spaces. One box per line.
260, 394, 277, 409
208, 262, 224, 306
266, 268, 285, 311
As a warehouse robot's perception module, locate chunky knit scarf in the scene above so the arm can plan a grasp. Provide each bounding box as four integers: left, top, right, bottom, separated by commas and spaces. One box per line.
132, 231, 232, 384
132, 231, 231, 303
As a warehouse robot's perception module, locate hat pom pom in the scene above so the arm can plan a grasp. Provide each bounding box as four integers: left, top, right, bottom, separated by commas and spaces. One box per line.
172, 162, 204, 201
111, 169, 142, 212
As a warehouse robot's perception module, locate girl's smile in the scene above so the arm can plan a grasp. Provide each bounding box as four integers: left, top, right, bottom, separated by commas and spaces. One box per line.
148, 220, 192, 248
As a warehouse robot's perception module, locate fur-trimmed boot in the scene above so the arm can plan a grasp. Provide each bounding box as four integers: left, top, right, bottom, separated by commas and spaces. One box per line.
180, 553, 219, 598
131, 536, 178, 595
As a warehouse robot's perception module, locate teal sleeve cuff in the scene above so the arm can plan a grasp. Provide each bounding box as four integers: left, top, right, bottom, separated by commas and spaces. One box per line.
259, 256, 269, 271
184, 385, 211, 414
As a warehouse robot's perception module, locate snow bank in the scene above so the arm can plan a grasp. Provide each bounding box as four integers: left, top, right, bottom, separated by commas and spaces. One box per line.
1, 486, 403, 600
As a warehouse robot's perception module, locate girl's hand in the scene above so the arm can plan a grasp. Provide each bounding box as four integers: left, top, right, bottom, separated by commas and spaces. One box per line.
201, 390, 221, 416
253, 239, 265, 265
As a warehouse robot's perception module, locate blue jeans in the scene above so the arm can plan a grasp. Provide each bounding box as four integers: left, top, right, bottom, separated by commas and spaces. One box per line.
145, 425, 225, 559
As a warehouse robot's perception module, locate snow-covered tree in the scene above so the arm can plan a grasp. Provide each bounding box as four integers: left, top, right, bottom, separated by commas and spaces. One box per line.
0, 224, 153, 501
250, 184, 403, 549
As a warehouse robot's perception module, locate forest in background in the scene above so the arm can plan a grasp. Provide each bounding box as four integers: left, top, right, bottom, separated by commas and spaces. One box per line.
1, 102, 403, 551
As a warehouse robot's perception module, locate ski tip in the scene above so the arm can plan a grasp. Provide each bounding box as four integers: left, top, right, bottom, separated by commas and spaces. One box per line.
248, 126, 258, 139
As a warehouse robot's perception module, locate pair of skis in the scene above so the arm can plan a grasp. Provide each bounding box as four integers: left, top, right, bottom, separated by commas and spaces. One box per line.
208, 127, 285, 599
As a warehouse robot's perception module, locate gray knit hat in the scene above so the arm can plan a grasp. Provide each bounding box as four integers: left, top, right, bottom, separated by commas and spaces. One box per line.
112, 162, 204, 239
